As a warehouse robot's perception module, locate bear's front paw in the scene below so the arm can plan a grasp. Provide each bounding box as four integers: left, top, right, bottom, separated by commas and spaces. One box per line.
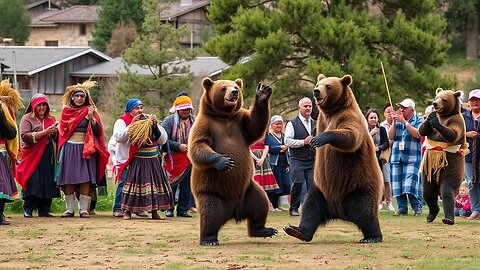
213, 155, 235, 171
359, 236, 383, 243
256, 82, 273, 103
310, 134, 327, 149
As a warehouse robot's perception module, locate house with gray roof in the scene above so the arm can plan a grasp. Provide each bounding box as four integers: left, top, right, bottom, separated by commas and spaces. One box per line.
0, 46, 110, 102
160, 0, 212, 48
26, 3, 99, 47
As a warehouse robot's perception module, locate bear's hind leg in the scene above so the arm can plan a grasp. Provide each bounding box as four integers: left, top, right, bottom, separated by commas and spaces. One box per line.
238, 182, 277, 238
284, 187, 328, 242
344, 191, 382, 243
440, 180, 459, 225
197, 192, 235, 246
423, 180, 440, 223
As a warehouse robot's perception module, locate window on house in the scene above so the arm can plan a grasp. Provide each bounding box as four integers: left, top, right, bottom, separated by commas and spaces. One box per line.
80, 24, 87, 36
45, 40, 58, 47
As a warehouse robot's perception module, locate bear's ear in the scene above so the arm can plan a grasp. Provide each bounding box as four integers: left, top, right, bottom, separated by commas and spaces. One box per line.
317, 74, 325, 82
234, 78, 243, 89
202, 78, 214, 92
454, 91, 462, 98
435, 88, 443, 95
341, 75, 352, 86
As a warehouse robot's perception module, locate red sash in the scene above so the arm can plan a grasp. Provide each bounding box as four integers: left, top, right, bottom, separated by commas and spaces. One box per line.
16, 116, 56, 189
163, 152, 191, 184
58, 106, 109, 180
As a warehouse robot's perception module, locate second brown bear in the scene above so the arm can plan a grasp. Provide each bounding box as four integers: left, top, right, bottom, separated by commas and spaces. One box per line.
284, 74, 383, 243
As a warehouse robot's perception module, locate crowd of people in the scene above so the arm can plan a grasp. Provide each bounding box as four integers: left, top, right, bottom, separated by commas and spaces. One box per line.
1, 78, 479, 224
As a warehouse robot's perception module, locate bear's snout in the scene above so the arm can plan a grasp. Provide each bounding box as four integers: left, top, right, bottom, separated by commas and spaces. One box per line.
231, 89, 239, 97
313, 88, 320, 98
432, 101, 438, 109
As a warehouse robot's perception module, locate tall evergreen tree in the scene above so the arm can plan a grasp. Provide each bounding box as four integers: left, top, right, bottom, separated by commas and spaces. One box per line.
92, 0, 144, 52
205, 0, 454, 113
440, 0, 480, 59
116, 0, 196, 117
0, 0, 31, 45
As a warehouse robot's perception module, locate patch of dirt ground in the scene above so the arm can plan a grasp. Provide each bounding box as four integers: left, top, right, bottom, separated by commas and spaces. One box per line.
0, 211, 479, 269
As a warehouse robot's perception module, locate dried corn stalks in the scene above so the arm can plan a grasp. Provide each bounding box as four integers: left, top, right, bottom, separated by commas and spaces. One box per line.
0, 79, 24, 110
128, 114, 153, 145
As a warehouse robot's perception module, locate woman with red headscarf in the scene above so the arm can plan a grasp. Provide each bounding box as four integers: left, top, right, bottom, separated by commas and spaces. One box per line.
57, 81, 109, 218
17, 94, 60, 218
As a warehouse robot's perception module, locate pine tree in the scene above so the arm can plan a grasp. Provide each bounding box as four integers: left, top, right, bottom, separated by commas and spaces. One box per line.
0, 0, 31, 45
116, 0, 196, 117
92, 0, 144, 52
205, 0, 454, 113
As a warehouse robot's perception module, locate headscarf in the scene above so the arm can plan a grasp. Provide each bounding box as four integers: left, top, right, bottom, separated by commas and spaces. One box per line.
125, 98, 143, 113
25, 93, 50, 116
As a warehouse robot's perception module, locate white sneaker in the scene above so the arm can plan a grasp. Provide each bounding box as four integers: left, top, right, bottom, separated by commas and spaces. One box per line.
387, 202, 395, 212
378, 203, 384, 210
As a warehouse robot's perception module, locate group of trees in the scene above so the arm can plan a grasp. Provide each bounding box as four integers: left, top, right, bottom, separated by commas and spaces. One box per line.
1, 0, 480, 115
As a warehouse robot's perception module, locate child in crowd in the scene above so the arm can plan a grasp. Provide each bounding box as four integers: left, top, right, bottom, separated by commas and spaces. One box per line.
455, 182, 471, 217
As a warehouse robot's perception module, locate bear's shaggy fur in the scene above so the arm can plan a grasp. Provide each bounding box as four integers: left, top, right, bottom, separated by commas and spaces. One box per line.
188, 78, 277, 246
284, 74, 383, 243
418, 88, 466, 225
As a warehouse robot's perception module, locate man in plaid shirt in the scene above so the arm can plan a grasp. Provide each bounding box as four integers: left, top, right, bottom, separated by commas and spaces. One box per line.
389, 99, 424, 216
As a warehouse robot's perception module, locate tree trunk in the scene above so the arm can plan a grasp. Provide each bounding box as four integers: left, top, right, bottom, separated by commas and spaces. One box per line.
466, 12, 479, 60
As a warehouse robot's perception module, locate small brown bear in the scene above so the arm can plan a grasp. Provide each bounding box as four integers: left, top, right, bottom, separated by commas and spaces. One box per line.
284, 74, 383, 243
418, 88, 467, 225
188, 78, 277, 246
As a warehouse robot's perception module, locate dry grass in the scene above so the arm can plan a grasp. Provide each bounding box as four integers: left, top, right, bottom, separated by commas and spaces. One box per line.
0, 209, 479, 269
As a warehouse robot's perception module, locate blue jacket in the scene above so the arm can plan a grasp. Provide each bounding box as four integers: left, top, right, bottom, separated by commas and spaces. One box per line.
265, 132, 289, 166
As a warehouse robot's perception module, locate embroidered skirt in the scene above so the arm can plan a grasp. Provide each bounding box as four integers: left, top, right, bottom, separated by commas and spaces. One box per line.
252, 149, 280, 193
0, 144, 18, 202
121, 146, 174, 211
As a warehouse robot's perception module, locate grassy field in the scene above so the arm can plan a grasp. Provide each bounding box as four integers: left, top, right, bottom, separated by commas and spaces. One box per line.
1, 203, 479, 270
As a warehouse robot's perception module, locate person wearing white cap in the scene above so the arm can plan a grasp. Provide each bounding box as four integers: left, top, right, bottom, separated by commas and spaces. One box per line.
265, 115, 291, 211
389, 98, 424, 216
461, 89, 480, 220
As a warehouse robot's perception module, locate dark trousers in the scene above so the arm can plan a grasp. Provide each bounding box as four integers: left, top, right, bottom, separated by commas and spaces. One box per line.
23, 196, 52, 215
289, 158, 314, 211
170, 169, 192, 213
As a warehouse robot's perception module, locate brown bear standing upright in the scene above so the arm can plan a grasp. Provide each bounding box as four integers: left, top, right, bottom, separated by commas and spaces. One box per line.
188, 78, 277, 246
284, 74, 383, 243
418, 88, 467, 225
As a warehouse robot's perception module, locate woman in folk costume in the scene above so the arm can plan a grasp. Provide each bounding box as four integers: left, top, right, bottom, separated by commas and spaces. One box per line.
0, 80, 23, 225
117, 111, 173, 220
57, 80, 109, 218
250, 136, 280, 210
17, 94, 60, 218
162, 94, 196, 217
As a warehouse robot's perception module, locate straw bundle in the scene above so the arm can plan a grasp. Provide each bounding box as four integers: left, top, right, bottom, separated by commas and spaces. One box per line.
0, 79, 24, 110
128, 115, 153, 145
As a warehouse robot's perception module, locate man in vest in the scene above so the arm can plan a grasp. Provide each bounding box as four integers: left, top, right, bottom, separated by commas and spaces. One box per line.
285, 97, 316, 216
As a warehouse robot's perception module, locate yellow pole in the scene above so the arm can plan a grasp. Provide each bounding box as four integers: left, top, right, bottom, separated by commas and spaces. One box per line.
380, 61, 393, 108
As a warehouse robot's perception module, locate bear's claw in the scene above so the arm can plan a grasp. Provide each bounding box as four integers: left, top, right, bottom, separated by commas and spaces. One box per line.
359, 236, 383, 243
200, 240, 220, 246
250, 227, 278, 238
